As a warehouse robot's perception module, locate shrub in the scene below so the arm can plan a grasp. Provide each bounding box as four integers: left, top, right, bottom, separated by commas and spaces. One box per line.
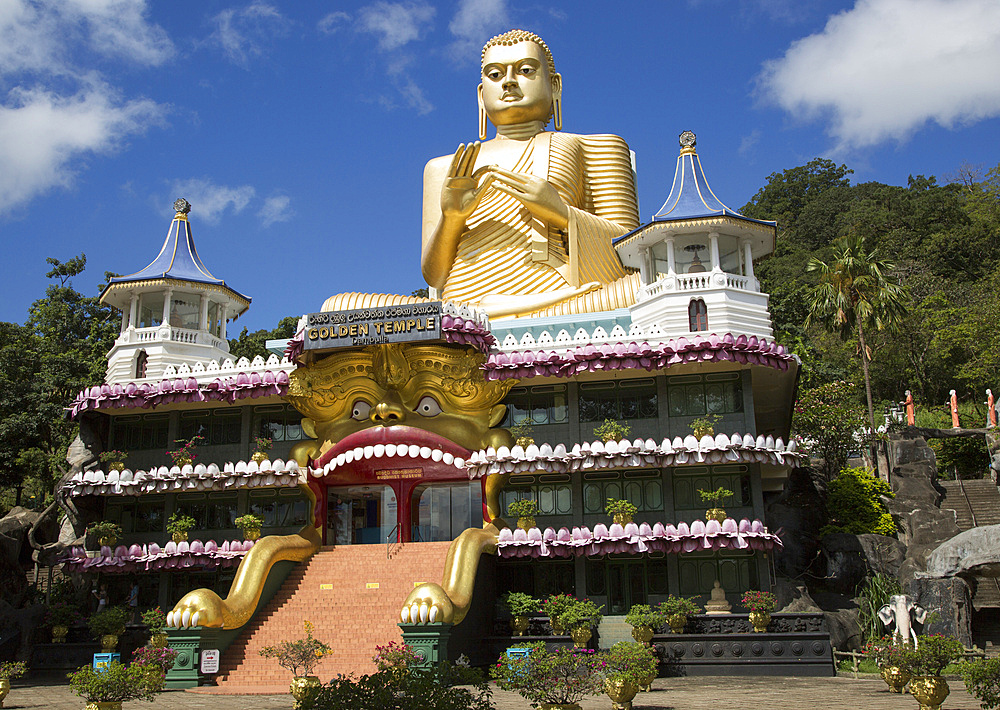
899, 634, 964, 676
557, 598, 604, 631
98, 450, 128, 463
690, 414, 721, 435
741, 591, 777, 614
930, 436, 990, 480
491, 642, 603, 707
44, 601, 82, 628
864, 635, 906, 667
593, 419, 630, 442
604, 498, 638, 518
253, 435, 273, 452
658, 595, 702, 618
235, 513, 264, 532
624, 603, 665, 629
501, 591, 539, 617
822, 467, 896, 536
141, 606, 166, 634
166, 513, 197, 536
303, 665, 494, 710
88, 607, 129, 637
506, 499, 539, 519
0, 661, 27, 680
602, 641, 658, 686
259, 620, 332, 677
542, 593, 576, 624
962, 657, 1000, 710
86, 521, 123, 541
857, 573, 902, 643
131, 645, 179, 675
68, 661, 161, 703
793, 381, 866, 478
697, 487, 734, 506
372, 641, 418, 672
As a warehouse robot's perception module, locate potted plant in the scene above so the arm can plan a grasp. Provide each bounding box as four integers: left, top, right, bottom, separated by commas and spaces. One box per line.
258, 620, 332, 708
372, 640, 420, 686
507, 499, 539, 531
86, 521, 123, 548
141, 607, 167, 647
741, 591, 777, 632
45, 601, 81, 643
603, 642, 658, 708
235, 513, 265, 541
543, 593, 577, 635
509, 417, 535, 448
502, 591, 539, 637
557, 598, 604, 648
899, 634, 964, 710
0, 661, 26, 708
698, 486, 734, 522
491, 641, 604, 710
624, 603, 664, 644
605, 498, 638, 525
68, 660, 161, 710
166, 434, 204, 468
88, 606, 130, 652
131, 645, 179, 680
98, 450, 129, 472
961, 657, 1000, 710
594, 418, 630, 443
166, 512, 196, 543
690, 414, 721, 438
865, 635, 910, 693
251, 435, 272, 463
658, 595, 702, 634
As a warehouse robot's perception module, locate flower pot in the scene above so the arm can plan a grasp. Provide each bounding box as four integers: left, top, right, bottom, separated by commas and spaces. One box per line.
517, 516, 536, 531
705, 508, 727, 522
693, 426, 715, 438
242, 528, 261, 541
880, 665, 911, 693
510, 615, 530, 636
171, 531, 189, 543
638, 665, 657, 692
748, 610, 770, 632
251, 451, 268, 463
101, 634, 119, 652
612, 513, 634, 525
539, 704, 582, 710
108, 461, 125, 472
98, 536, 117, 548
667, 613, 688, 634
570, 626, 592, 648
173, 456, 192, 467
605, 677, 640, 710
0, 678, 10, 707
148, 632, 169, 648
52, 625, 69, 643
630, 624, 654, 644
550, 617, 564, 635
909, 675, 949, 710
290, 676, 321, 708
85, 703, 123, 710
516, 436, 534, 448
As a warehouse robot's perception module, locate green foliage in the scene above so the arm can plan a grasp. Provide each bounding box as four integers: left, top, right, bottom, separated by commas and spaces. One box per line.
557, 598, 604, 631
603, 642, 658, 686
167, 435, 204, 465
98, 450, 128, 463
697, 487, 734, 505
491, 641, 603, 706
741, 591, 777, 614
624, 603, 665, 629
930, 436, 990, 480
593, 418, 630, 442
506, 499, 539, 518
508, 417, 534, 441
141, 606, 166, 634
961, 657, 1000, 710
87, 606, 129, 637
166, 513, 197, 535
68, 661, 161, 703
303, 665, 494, 710
542, 593, 576, 623
689, 414, 721, 435
86, 521, 123, 541
657, 595, 702, 617
44, 601, 82, 627
899, 634, 964, 676
794, 381, 867, 479
864, 635, 907, 667
253, 436, 273, 452
259, 620, 332, 677
228, 315, 300, 362
823, 467, 896, 536
372, 641, 418, 672
0, 661, 26, 680
235, 513, 264, 531
501, 591, 539, 617
604, 498, 637, 518
131, 645, 179, 675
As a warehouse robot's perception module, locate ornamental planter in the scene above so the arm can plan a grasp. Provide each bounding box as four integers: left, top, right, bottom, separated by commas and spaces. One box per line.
612, 513, 634, 526
52, 625, 69, 643
290, 676, 321, 708
510, 615, 530, 636
171, 531, 189, 543
242, 528, 261, 541
705, 508, 727, 522
148, 633, 169, 648
570, 626, 592, 648
630, 624, 654, 644
550, 617, 565, 635
748, 611, 770, 632
881, 666, 911, 693
517, 516, 536, 531
107, 462, 125, 472
667, 613, 687, 634
516, 436, 534, 448
605, 677, 640, 710
98, 536, 117, 548
100, 634, 119, 652
0, 679, 9, 707
909, 676, 949, 710
637, 666, 657, 692
174, 456, 193, 467
251, 451, 268, 464
539, 704, 582, 710
85, 703, 123, 710
692, 426, 715, 439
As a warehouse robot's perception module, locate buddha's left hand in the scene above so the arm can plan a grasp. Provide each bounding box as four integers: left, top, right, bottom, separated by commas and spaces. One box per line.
488, 166, 569, 229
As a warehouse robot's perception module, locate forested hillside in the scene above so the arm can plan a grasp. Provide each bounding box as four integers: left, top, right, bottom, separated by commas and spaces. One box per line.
743, 159, 1000, 415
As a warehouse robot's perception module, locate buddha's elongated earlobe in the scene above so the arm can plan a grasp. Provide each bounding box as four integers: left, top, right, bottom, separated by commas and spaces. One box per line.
478, 84, 488, 140
551, 73, 563, 131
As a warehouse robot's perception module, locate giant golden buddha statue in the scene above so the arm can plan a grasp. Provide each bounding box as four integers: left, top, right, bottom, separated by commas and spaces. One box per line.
324, 29, 640, 318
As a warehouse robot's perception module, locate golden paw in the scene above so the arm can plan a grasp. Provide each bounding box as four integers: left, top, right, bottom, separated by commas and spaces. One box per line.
400, 583, 455, 624
166, 589, 227, 629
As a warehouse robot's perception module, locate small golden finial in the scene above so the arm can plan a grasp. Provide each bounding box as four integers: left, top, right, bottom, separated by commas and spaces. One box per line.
173, 197, 192, 219
679, 130, 696, 155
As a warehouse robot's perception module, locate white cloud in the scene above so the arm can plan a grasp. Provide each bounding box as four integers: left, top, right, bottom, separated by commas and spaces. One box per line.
258, 194, 293, 227
167, 178, 255, 223
0, 83, 164, 216
210, 3, 291, 67
448, 0, 509, 59
758, 0, 1000, 150
317, 11, 350, 35
356, 1, 435, 52
65, 0, 174, 66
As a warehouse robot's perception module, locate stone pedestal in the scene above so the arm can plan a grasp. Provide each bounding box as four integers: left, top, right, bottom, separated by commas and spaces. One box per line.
399, 623, 452, 667
164, 627, 221, 688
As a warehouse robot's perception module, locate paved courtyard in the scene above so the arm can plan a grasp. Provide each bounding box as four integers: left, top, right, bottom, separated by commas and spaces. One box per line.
1, 675, 983, 710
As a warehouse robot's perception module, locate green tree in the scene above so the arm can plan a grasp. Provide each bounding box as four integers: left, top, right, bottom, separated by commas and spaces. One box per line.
793, 381, 867, 479
228, 316, 300, 362
806, 235, 908, 438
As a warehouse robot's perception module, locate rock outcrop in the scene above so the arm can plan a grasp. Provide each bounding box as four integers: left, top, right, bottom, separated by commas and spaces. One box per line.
766, 467, 827, 578
923, 524, 1000, 579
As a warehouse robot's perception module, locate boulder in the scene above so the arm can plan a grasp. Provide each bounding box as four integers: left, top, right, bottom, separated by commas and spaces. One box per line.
773, 579, 821, 613
823, 608, 863, 651
818, 533, 907, 594
907, 577, 973, 647
766, 467, 827, 578
923, 525, 1000, 579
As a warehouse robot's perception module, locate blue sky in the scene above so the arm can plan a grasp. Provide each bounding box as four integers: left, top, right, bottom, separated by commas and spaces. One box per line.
2, 0, 999, 334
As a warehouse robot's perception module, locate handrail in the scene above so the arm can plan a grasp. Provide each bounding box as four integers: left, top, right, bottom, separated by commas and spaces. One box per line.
386, 523, 401, 559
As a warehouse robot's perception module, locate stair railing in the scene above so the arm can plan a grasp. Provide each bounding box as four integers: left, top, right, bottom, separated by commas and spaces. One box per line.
386, 523, 402, 559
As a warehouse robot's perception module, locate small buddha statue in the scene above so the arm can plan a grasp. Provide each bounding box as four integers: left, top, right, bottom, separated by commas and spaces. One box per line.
704, 580, 732, 615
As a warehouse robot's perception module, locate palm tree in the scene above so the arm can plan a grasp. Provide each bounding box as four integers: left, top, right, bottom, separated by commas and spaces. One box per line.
806, 234, 909, 441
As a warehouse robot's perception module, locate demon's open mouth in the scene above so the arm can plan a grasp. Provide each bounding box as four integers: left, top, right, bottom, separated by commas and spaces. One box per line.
310, 425, 472, 479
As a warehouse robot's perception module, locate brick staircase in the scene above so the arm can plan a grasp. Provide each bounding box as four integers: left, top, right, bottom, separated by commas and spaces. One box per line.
209, 541, 452, 692
939, 479, 1000, 609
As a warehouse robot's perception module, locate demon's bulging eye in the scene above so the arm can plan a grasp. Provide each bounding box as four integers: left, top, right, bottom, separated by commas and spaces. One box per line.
351, 400, 372, 420
415, 396, 442, 417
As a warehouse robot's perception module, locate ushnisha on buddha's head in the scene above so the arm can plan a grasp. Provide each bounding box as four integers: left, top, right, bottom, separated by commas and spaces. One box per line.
478, 29, 562, 134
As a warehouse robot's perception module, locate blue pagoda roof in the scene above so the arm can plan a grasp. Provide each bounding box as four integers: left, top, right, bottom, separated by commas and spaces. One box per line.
103, 199, 250, 306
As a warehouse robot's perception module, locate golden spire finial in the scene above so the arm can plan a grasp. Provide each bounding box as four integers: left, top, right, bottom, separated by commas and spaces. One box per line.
679, 130, 696, 155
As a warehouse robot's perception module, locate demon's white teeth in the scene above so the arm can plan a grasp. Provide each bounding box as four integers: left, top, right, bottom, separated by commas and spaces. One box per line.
363, 446, 374, 459
374, 444, 385, 458
419, 446, 431, 459
385, 444, 397, 457
335, 453, 346, 466
442, 452, 454, 465
431, 449, 443, 462
454, 457, 465, 468
397, 446, 410, 457
345, 449, 355, 464
353, 447, 364, 461
408, 444, 420, 458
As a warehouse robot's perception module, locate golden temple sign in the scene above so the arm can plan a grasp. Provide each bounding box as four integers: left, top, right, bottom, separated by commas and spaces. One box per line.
304, 302, 442, 350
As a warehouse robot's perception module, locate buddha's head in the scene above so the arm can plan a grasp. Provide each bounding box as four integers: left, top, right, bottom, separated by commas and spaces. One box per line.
479, 29, 562, 130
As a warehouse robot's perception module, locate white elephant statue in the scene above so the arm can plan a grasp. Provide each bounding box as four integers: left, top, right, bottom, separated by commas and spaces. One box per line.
878, 594, 927, 646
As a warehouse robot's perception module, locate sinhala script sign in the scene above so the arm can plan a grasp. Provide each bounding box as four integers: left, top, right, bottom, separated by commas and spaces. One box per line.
304, 302, 442, 350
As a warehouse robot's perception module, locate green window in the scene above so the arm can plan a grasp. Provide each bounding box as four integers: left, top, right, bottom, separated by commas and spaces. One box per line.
677, 552, 757, 599
110, 414, 169, 451
254, 405, 305, 442
579, 379, 657, 423
582, 472, 663, 514
672, 467, 751, 511
503, 385, 569, 426
501, 476, 573, 518
667, 373, 742, 417
180, 409, 241, 445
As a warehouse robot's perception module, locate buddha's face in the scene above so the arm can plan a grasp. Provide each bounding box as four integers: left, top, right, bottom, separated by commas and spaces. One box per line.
480, 41, 560, 126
